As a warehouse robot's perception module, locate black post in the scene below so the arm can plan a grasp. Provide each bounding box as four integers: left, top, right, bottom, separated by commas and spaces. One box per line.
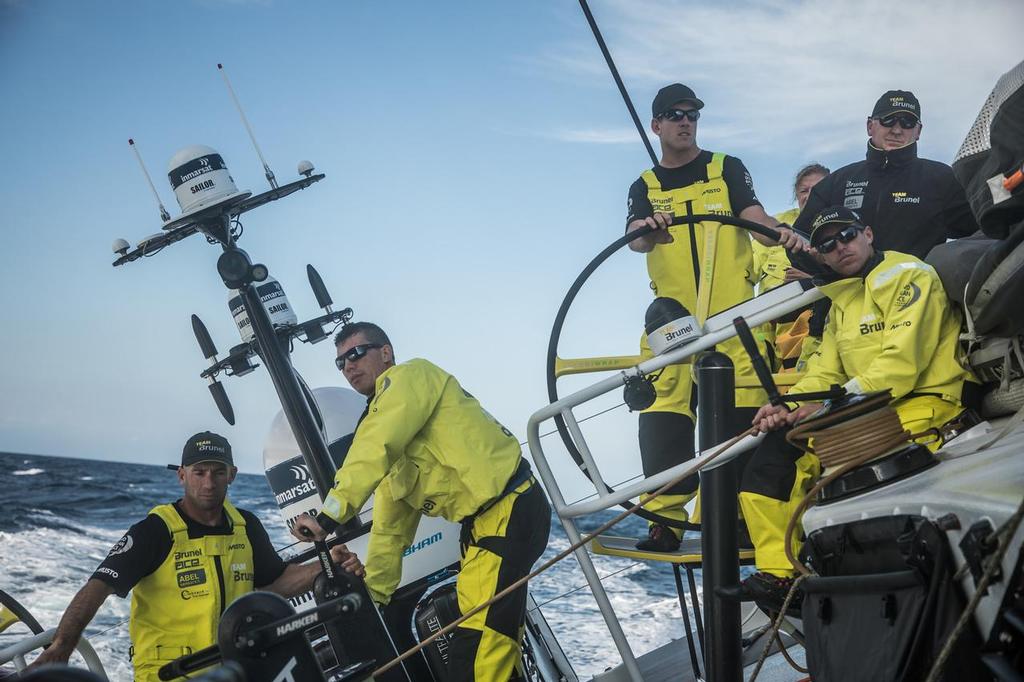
238, 281, 336, 499
696, 351, 742, 681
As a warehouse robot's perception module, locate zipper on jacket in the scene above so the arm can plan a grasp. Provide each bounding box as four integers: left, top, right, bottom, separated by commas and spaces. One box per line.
213, 556, 227, 615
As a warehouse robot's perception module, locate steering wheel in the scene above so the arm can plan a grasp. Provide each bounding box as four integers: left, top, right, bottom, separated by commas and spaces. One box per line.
545, 214, 784, 528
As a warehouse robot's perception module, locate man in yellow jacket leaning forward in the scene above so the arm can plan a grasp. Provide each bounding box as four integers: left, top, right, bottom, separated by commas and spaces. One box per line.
733, 205, 976, 611
291, 322, 550, 682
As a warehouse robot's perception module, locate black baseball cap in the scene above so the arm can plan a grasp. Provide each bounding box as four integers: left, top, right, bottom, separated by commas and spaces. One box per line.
809, 206, 864, 246
180, 431, 233, 468
871, 90, 920, 120
652, 83, 704, 117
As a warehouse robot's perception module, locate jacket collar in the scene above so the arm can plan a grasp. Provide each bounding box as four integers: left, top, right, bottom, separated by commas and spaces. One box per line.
814, 250, 886, 291
866, 141, 918, 170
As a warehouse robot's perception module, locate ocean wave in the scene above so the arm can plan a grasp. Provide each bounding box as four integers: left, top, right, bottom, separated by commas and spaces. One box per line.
0, 451, 692, 680
12, 468, 45, 476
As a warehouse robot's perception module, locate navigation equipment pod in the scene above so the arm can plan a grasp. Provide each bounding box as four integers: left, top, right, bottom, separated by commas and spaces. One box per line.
166, 144, 245, 216
645, 297, 701, 355
228, 276, 298, 344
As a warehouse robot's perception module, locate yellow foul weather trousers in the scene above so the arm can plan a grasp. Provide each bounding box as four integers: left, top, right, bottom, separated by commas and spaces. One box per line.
451, 479, 550, 681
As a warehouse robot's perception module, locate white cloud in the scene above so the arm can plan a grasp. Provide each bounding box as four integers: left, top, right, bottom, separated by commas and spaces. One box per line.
538, 0, 1024, 161
547, 127, 652, 144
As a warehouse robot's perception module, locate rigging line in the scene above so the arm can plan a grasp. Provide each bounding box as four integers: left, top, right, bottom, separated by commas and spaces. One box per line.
87, 619, 129, 640
577, 0, 658, 166
522, 401, 627, 446
529, 561, 643, 611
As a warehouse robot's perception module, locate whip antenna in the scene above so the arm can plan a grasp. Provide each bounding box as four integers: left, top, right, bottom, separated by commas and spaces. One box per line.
218, 63, 278, 189
577, 0, 658, 166
128, 138, 172, 223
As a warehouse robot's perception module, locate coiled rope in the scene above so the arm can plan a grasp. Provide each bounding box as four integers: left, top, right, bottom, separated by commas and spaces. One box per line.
783, 393, 938, 575
752, 393, 939, 680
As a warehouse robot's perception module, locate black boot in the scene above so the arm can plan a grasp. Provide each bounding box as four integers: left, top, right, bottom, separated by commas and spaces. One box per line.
718, 571, 803, 616
635, 523, 682, 552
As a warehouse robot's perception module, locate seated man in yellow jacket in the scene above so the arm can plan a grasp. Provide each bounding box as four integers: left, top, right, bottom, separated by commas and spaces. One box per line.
735, 206, 975, 610
28, 432, 364, 681
291, 322, 551, 682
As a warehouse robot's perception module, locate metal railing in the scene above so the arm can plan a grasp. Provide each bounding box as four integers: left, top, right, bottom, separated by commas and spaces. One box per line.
526, 282, 823, 681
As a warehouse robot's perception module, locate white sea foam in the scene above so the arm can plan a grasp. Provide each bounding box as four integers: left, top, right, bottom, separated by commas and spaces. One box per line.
12, 468, 45, 476
0, 525, 134, 681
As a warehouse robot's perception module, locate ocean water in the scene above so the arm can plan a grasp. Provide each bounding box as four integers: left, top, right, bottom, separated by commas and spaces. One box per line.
0, 451, 699, 681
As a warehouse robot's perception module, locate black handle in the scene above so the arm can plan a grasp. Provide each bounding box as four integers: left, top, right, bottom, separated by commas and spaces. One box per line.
733, 316, 782, 405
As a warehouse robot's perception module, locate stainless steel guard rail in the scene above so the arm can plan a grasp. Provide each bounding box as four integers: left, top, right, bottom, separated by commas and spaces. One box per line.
526, 282, 823, 681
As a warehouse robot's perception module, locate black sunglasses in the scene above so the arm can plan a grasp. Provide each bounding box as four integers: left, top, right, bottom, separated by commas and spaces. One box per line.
816, 225, 864, 254
659, 108, 700, 123
335, 343, 382, 370
877, 114, 918, 129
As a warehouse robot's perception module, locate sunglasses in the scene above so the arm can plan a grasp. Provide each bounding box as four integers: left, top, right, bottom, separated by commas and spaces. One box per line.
335, 343, 382, 370
659, 108, 700, 123
816, 225, 864, 254
877, 114, 918, 130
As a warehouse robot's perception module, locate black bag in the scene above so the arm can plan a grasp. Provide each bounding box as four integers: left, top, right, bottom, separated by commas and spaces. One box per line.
801, 515, 990, 682
414, 583, 461, 681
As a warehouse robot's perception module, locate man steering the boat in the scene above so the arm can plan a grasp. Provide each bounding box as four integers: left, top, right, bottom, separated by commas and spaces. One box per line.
625, 83, 807, 551
290, 322, 551, 682
27, 431, 364, 681
735, 206, 976, 611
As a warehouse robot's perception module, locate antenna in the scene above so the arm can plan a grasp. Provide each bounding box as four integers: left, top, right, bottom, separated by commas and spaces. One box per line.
129, 139, 172, 222
307, 264, 334, 312
192, 314, 219, 359
217, 63, 278, 189
192, 314, 236, 425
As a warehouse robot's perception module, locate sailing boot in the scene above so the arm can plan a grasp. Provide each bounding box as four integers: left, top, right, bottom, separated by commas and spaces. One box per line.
635, 523, 682, 552
717, 571, 803, 616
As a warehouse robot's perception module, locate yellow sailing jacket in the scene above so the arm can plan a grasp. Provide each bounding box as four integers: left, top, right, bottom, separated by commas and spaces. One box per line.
321, 358, 522, 603
790, 251, 975, 406
752, 207, 800, 294
130, 502, 253, 682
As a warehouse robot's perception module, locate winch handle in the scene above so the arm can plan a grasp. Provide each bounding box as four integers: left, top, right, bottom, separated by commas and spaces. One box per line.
733, 316, 783, 405
313, 539, 342, 585
296, 524, 344, 586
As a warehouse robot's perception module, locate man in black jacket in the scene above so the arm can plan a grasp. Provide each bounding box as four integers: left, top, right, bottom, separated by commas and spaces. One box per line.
793, 90, 977, 258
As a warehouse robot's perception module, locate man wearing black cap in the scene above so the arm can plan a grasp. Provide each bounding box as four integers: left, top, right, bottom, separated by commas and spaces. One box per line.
29, 431, 364, 681
731, 206, 976, 611
625, 83, 806, 551
794, 90, 977, 259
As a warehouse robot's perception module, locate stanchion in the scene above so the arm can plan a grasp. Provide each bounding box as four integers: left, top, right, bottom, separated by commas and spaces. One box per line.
696, 351, 742, 681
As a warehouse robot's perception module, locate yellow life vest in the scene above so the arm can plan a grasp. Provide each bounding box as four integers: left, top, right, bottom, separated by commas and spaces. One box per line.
640, 154, 766, 410
642, 152, 755, 321
129, 501, 254, 682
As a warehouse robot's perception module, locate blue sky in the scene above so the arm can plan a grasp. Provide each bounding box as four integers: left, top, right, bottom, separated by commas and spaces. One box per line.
1, 0, 1021, 496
